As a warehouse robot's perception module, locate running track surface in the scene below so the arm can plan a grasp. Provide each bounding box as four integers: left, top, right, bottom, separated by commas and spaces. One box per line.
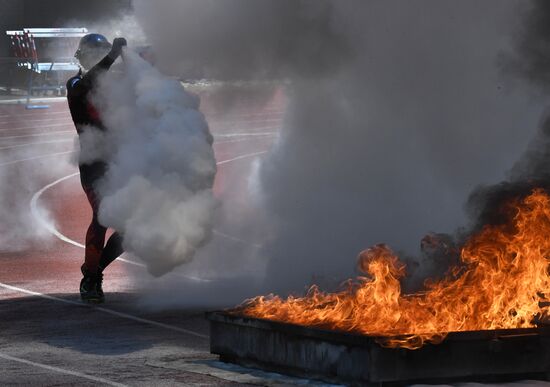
0, 86, 288, 386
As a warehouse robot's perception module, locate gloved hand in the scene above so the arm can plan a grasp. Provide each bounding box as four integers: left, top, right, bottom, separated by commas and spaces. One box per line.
109, 37, 127, 58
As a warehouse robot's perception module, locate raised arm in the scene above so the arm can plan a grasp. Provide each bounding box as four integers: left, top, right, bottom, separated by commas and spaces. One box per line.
68, 38, 127, 97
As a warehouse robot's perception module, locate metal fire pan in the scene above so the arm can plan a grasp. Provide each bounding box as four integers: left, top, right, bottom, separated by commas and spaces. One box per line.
207, 311, 550, 385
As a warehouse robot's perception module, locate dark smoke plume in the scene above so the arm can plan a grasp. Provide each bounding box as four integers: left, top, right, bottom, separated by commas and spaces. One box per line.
468, 0, 550, 232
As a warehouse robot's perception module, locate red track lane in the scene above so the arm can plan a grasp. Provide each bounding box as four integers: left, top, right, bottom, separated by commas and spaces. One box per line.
0, 87, 285, 385
0, 88, 283, 294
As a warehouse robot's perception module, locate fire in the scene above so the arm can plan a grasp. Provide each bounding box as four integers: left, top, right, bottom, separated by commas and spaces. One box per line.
238, 189, 550, 349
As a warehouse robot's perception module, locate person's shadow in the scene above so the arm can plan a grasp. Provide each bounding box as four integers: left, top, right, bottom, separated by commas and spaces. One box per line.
0, 292, 209, 356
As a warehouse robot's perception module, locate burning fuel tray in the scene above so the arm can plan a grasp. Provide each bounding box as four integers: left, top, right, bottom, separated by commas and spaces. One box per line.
207, 311, 550, 386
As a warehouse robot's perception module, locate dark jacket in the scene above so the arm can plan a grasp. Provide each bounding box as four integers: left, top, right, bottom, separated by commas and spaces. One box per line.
67, 54, 116, 134
67, 54, 115, 186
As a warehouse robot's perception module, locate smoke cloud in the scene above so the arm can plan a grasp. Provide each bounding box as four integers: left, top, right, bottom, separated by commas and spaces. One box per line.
64, 13, 147, 49
85, 50, 217, 276
133, 0, 350, 80
129, 0, 550, 300
501, 0, 550, 97
0, 150, 70, 252
464, 0, 550, 241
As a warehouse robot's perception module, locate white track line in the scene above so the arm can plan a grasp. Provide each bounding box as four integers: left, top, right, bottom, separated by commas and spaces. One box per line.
0, 282, 208, 339
0, 120, 271, 342
213, 229, 262, 249
0, 139, 73, 151
0, 131, 274, 142
29, 150, 268, 268
0, 96, 66, 104
0, 118, 280, 131
0, 131, 73, 140
219, 129, 280, 136
0, 122, 73, 132
0, 150, 75, 167
0, 110, 70, 119
206, 110, 284, 118
211, 118, 282, 126
0, 352, 128, 387
0, 117, 71, 126
214, 137, 274, 145
217, 151, 267, 165
29, 172, 207, 282
0, 108, 283, 120
30, 172, 84, 249
0, 133, 269, 150
215, 131, 277, 138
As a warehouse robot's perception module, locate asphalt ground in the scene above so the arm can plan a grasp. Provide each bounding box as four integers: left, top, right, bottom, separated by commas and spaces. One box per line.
0, 87, 332, 386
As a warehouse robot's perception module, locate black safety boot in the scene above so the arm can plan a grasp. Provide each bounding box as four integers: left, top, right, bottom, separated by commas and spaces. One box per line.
95, 271, 104, 301
80, 266, 104, 303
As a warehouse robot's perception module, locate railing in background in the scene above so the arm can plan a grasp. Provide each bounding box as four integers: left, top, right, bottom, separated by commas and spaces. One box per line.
5, 28, 88, 108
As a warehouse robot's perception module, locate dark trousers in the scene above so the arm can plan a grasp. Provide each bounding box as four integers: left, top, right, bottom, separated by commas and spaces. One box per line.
80, 162, 124, 274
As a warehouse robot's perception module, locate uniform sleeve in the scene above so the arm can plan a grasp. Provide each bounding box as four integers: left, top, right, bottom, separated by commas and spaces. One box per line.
66, 76, 81, 95
67, 54, 116, 97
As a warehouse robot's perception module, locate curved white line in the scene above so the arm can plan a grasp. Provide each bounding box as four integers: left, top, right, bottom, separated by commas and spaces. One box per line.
0, 282, 208, 340
0, 112, 275, 342
0, 352, 128, 387
29, 150, 268, 276
29, 172, 206, 282
30, 172, 84, 248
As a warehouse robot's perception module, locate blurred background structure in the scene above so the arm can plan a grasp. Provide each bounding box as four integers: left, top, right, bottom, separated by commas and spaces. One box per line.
0, 0, 131, 96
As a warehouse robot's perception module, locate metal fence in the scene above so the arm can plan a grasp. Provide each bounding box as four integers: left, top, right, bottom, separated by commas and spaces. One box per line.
3, 28, 87, 97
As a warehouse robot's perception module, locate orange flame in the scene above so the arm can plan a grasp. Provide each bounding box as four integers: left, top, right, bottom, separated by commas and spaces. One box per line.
239, 189, 550, 349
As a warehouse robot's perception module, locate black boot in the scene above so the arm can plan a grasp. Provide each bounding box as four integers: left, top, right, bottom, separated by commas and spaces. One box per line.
80, 266, 104, 304
95, 271, 104, 301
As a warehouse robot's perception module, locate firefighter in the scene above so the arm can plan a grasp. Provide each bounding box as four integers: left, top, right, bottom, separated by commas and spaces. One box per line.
66, 34, 127, 303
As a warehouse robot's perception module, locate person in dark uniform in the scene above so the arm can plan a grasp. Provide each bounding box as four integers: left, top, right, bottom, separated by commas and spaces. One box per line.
67, 34, 127, 303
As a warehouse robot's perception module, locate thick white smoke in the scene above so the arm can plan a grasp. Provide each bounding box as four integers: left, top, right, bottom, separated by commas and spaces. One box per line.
132, 0, 547, 297
85, 50, 217, 276
0, 151, 69, 252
